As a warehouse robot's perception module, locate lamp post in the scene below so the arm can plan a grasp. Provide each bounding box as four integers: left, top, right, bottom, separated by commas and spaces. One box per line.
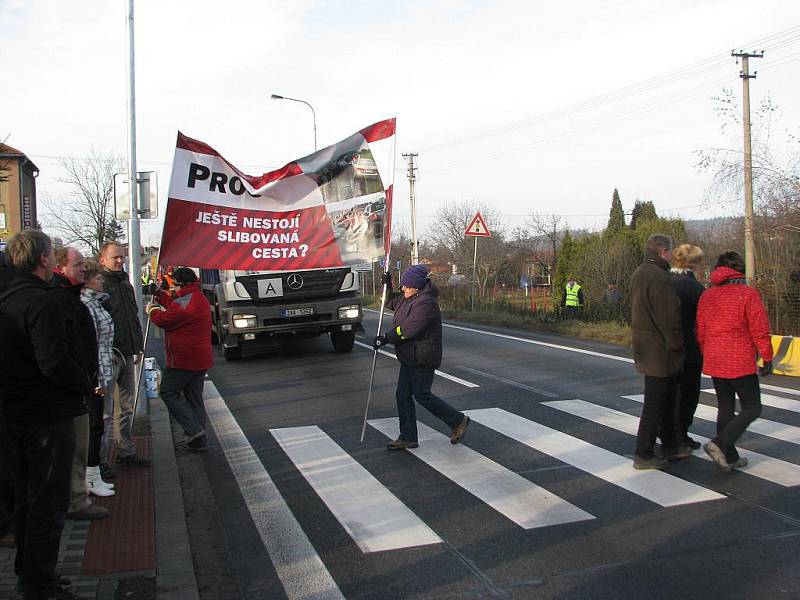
270, 93, 317, 151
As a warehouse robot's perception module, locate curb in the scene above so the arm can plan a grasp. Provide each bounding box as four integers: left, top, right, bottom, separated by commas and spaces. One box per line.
151, 399, 200, 600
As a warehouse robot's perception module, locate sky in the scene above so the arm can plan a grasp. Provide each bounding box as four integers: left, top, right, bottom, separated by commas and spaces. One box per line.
3, 0, 800, 246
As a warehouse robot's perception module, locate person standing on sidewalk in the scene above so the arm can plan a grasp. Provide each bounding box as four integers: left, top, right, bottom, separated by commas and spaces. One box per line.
80, 260, 117, 497
146, 268, 213, 452
98, 241, 150, 472
51, 247, 109, 521
630, 234, 688, 470
669, 244, 706, 450
696, 251, 774, 472
0, 230, 93, 600
373, 265, 470, 450
0, 249, 16, 549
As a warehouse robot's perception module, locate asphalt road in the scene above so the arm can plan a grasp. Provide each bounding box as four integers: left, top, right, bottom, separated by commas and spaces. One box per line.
187, 311, 800, 600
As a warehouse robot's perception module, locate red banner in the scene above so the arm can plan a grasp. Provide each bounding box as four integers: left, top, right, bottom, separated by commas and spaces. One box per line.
159, 119, 396, 271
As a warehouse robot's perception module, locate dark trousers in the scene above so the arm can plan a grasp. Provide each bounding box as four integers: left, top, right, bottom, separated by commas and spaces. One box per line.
676, 362, 702, 440
396, 363, 463, 443
0, 411, 15, 537
160, 368, 207, 438
87, 393, 104, 468
8, 418, 74, 600
635, 375, 679, 459
712, 374, 762, 462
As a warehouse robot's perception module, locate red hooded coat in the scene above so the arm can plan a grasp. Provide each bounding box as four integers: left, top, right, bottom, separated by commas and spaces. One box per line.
149, 282, 213, 371
696, 266, 773, 379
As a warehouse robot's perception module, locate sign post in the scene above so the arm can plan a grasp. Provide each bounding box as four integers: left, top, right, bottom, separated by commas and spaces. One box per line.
464, 211, 491, 311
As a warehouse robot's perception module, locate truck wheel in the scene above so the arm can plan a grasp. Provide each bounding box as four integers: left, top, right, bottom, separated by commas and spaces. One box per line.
331, 330, 355, 353
222, 344, 242, 361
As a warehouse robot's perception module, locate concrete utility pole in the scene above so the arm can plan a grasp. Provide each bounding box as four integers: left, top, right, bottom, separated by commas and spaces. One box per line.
732, 50, 763, 283
402, 153, 419, 265
126, 0, 143, 316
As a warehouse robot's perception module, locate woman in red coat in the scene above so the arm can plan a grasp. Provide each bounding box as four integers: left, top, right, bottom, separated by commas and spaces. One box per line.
696, 251, 773, 472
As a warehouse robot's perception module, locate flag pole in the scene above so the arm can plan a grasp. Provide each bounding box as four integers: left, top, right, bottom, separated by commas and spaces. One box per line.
360, 124, 397, 443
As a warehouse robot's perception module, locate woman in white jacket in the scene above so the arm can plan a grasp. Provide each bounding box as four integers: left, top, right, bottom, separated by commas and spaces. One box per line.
81, 261, 116, 496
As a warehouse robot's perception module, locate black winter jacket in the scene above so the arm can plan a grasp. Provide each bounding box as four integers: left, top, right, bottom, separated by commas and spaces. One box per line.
101, 269, 143, 357
669, 269, 704, 366
51, 271, 99, 386
0, 268, 91, 425
385, 282, 443, 369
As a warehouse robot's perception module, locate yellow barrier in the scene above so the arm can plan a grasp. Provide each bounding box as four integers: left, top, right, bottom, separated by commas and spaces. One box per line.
770, 335, 800, 377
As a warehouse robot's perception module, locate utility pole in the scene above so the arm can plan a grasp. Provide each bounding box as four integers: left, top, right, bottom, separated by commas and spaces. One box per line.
732, 50, 763, 283
126, 0, 143, 316
402, 152, 419, 265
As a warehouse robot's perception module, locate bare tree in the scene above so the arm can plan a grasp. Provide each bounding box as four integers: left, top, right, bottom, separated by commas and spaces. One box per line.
42, 150, 126, 254
524, 212, 562, 282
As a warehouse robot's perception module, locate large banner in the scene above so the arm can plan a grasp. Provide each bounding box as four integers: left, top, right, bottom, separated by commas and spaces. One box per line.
159, 118, 395, 271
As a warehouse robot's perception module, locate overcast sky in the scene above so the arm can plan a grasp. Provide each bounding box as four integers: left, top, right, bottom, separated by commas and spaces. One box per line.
3, 0, 800, 245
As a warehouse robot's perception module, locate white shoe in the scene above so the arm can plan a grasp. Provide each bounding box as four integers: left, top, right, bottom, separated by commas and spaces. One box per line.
86, 466, 116, 497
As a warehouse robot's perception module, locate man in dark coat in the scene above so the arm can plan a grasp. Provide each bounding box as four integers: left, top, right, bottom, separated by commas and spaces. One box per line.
0, 249, 15, 548
373, 265, 469, 450
98, 241, 150, 471
630, 234, 686, 470
0, 230, 93, 600
52, 247, 107, 521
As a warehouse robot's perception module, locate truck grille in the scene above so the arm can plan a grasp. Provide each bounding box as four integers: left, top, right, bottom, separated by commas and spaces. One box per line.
236, 268, 350, 305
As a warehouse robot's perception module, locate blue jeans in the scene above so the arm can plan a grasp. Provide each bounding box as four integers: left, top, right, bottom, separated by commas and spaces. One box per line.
160, 368, 207, 438
8, 417, 74, 599
395, 363, 463, 443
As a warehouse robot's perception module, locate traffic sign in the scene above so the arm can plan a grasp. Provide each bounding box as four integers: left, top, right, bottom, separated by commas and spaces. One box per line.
465, 212, 491, 237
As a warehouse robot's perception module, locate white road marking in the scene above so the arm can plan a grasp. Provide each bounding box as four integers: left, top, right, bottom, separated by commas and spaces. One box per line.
761, 383, 800, 397
702, 388, 800, 414
624, 395, 800, 446
465, 407, 724, 507
270, 425, 441, 553
204, 382, 344, 600
354, 340, 479, 388
547, 400, 800, 487
454, 366, 559, 398
368, 418, 595, 529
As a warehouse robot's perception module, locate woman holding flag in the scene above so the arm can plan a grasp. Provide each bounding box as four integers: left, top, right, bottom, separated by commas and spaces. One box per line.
373, 265, 470, 450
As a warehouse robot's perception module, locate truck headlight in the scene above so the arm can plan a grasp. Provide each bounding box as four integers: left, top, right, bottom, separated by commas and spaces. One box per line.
338, 305, 360, 319
232, 314, 257, 328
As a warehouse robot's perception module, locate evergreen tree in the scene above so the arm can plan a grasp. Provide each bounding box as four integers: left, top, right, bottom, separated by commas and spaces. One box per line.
606, 188, 625, 234
629, 200, 658, 230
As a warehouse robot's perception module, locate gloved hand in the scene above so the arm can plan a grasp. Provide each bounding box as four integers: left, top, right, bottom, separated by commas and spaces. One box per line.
758, 360, 773, 377
372, 335, 387, 350
380, 271, 393, 292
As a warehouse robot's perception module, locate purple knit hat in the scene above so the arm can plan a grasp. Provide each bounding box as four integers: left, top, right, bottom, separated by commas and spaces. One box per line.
400, 264, 429, 289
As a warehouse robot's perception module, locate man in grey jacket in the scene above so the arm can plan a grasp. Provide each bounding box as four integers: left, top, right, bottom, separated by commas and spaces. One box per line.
630, 234, 687, 470
98, 241, 150, 472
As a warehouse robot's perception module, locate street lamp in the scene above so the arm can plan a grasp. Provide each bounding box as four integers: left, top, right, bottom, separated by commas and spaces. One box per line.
270, 93, 317, 151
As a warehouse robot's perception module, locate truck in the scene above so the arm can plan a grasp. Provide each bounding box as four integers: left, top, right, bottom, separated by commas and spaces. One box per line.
199, 267, 363, 361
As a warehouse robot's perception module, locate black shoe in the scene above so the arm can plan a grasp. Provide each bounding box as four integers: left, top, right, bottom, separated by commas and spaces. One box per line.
387, 438, 419, 451
633, 455, 670, 470
683, 436, 702, 450
185, 436, 208, 452
450, 416, 470, 445
99, 462, 117, 480
116, 454, 152, 467
176, 430, 206, 448
659, 444, 692, 461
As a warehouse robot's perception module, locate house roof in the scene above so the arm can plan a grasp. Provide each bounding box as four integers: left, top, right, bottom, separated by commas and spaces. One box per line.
0, 143, 39, 172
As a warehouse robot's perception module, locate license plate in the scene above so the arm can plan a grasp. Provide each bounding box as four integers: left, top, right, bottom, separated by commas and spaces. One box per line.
282, 307, 314, 318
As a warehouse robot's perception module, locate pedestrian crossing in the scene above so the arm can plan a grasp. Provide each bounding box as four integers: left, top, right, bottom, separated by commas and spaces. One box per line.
701, 388, 800, 414
211, 383, 800, 567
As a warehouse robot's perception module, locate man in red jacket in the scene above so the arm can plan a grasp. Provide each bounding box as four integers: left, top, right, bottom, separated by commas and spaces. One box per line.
696, 251, 773, 472
146, 268, 213, 452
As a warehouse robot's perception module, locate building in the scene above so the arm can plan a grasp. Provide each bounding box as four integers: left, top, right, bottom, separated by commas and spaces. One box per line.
0, 143, 39, 244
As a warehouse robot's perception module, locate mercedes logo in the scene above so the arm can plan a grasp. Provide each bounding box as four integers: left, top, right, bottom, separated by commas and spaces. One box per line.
286, 273, 304, 290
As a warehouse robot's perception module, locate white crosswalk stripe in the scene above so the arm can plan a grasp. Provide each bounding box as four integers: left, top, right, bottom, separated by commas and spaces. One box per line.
761, 383, 800, 397
465, 408, 724, 507
368, 418, 595, 529
270, 425, 441, 553
624, 394, 800, 445
545, 399, 800, 487
702, 388, 800, 414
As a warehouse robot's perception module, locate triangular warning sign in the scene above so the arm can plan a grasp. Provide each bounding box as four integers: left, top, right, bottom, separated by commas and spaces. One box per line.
465, 211, 492, 237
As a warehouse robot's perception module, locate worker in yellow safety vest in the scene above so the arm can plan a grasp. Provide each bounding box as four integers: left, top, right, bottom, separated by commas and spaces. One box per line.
561, 277, 584, 319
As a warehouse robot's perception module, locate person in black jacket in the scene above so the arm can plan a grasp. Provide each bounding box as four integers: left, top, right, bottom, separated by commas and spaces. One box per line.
0, 249, 15, 549
373, 265, 470, 450
0, 230, 92, 600
669, 244, 706, 450
52, 247, 108, 521
98, 241, 150, 472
